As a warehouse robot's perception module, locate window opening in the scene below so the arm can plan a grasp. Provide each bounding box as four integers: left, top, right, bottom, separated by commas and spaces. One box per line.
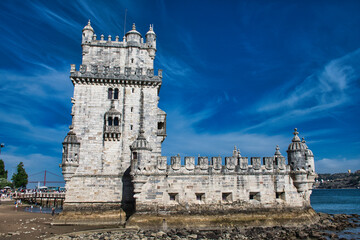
114, 117, 119, 126
169, 193, 178, 201
222, 192, 232, 202
276, 192, 285, 200
158, 122, 164, 130
130, 125, 133, 130
108, 88, 113, 99
132, 88, 135, 93
196, 193, 205, 201
131, 107, 133, 112
108, 117, 113, 126
249, 192, 260, 201
114, 88, 119, 99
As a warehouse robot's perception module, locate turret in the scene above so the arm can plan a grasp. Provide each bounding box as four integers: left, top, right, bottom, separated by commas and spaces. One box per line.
302, 138, 315, 173
145, 24, 156, 59
61, 126, 80, 182
82, 20, 94, 44
130, 130, 152, 172
126, 23, 141, 43
287, 128, 307, 171
287, 128, 316, 196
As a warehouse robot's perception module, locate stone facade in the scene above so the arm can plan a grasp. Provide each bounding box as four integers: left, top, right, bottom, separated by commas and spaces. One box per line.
58, 21, 317, 227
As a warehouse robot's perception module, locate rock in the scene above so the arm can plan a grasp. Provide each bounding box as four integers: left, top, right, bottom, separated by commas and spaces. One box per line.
156, 231, 166, 237
188, 234, 197, 239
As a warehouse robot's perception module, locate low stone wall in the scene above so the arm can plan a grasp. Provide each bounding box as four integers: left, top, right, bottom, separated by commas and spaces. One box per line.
53, 202, 126, 226
126, 207, 319, 230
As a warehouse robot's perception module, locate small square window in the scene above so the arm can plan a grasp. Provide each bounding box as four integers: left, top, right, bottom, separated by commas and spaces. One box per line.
222, 192, 232, 202
249, 192, 260, 201
169, 193, 178, 201
276, 192, 285, 200
196, 193, 205, 201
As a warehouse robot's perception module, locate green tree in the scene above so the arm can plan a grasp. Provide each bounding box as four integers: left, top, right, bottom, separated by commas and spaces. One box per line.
12, 162, 28, 188
0, 159, 7, 179
0, 178, 13, 189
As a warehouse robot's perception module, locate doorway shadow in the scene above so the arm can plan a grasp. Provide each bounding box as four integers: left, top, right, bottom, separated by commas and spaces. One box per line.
121, 167, 135, 220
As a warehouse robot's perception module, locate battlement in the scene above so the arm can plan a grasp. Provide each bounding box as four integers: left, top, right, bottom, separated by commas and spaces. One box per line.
70, 64, 162, 86
154, 155, 288, 174
82, 33, 154, 50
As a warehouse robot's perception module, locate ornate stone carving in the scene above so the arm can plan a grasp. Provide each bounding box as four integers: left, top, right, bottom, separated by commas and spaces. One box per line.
79, 64, 87, 74
198, 157, 208, 170
211, 157, 222, 170
157, 156, 167, 170
251, 157, 261, 170
239, 157, 248, 170
103, 66, 109, 75
125, 67, 131, 76
185, 157, 195, 170
225, 157, 236, 170
91, 65, 98, 74
171, 155, 181, 170
113, 67, 120, 76
264, 157, 273, 170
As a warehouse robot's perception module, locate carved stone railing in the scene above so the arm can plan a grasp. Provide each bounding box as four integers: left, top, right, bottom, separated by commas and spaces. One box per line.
155, 155, 289, 174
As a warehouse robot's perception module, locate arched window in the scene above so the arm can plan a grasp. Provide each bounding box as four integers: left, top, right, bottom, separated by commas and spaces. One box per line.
108, 88, 113, 99
108, 117, 113, 126
114, 88, 119, 99
114, 117, 119, 126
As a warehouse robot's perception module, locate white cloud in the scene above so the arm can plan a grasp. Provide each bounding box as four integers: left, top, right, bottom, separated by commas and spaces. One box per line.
242, 48, 360, 132
315, 158, 360, 174
162, 107, 289, 158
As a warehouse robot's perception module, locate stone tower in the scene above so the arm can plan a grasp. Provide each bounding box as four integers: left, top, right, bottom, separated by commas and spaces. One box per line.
60, 21, 166, 224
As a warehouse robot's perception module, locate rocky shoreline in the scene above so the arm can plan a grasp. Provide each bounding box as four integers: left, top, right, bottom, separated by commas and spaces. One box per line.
47, 213, 360, 240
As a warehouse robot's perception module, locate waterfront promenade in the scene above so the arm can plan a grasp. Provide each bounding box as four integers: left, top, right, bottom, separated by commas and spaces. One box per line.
0, 200, 110, 240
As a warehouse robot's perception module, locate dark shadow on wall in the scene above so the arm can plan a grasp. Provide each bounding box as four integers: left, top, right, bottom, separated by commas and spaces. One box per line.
121, 167, 135, 220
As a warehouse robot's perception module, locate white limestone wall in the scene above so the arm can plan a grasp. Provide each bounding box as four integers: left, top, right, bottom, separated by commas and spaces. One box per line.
65, 83, 162, 203
135, 173, 306, 208
82, 43, 154, 72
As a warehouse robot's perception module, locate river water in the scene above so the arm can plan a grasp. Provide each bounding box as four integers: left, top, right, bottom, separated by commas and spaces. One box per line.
311, 189, 360, 239
311, 189, 360, 215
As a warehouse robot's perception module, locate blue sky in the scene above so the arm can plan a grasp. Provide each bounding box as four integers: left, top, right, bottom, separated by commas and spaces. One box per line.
0, 0, 359, 186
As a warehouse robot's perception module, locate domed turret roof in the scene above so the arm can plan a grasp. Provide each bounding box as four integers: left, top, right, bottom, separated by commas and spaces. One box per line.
288, 128, 306, 151
63, 129, 79, 144
302, 138, 314, 156
146, 24, 156, 36
126, 23, 141, 36
131, 130, 152, 151
83, 20, 94, 32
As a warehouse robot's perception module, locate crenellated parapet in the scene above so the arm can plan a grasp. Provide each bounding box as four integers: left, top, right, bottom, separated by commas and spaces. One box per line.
70, 64, 162, 86
73, 21, 161, 87
82, 22, 156, 51
152, 154, 289, 175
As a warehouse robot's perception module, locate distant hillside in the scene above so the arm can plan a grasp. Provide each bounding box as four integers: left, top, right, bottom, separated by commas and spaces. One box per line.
314, 170, 360, 189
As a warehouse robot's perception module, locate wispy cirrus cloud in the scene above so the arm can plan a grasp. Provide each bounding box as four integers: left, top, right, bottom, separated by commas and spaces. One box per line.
243, 48, 360, 132
163, 106, 289, 158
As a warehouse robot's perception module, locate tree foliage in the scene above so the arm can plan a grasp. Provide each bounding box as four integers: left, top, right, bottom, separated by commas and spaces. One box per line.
0, 178, 13, 189
12, 162, 28, 188
0, 159, 7, 179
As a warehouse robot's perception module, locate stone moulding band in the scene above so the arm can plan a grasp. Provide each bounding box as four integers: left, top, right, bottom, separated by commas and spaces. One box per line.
71, 174, 124, 178
70, 76, 162, 87
136, 171, 290, 177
